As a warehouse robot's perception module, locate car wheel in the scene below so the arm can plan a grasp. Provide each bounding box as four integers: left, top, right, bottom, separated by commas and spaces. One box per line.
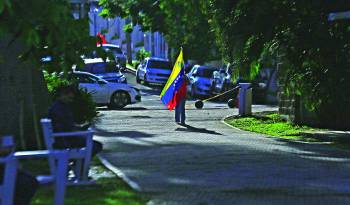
143, 74, 149, 86
109, 91, 130, 109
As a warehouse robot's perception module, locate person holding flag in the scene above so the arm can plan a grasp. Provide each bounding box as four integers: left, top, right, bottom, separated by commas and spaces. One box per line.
160, 48, 188, 125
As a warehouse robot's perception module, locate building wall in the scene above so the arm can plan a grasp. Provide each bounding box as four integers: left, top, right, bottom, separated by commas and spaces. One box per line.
88, 1, 168, 59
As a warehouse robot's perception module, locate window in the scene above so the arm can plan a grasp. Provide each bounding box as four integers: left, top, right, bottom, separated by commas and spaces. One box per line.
78, 62, 118, 74
74, 74, 98, 84
147, 60, 171, 70
102, 46, 123, 55
197, 68, 217, 78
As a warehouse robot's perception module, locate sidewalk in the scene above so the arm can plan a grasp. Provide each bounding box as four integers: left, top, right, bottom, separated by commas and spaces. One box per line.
126, 63, 137, 74
95, 103, 350, 205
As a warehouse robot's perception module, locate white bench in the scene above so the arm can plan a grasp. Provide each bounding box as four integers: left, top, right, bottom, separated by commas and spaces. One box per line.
0, 135, 69, 205
40, 118, 94, 185
15, 150, 68, 205
0, 150, 17, 205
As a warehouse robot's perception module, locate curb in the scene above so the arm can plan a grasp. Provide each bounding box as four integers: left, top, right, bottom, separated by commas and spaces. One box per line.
220, 115, 341, 145
97, 155, 142, 192
300, 131, 350, 143
221, 115, 245, 132
125, 65, 137, 75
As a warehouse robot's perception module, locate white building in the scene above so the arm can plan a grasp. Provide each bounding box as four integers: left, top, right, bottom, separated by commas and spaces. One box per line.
87, 1, 168, 59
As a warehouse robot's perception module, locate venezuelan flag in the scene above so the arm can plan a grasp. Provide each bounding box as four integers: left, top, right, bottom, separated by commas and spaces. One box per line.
160, 49, 187, 110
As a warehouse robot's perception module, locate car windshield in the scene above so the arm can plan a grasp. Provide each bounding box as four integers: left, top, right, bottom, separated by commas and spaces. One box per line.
148, 60, 171, 70
197, 68, 217, 78
78, 62, 118, 74
102, 46, 123, 55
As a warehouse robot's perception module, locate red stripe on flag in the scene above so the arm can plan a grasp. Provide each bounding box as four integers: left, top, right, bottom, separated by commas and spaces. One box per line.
167, 81, 187, 110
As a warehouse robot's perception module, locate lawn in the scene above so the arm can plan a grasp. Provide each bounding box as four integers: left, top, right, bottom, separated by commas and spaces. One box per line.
225, 112, 323, 141
21, 158, 148, 205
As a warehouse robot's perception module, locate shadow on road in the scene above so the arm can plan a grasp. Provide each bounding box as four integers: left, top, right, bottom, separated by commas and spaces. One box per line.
175, 124, 222, 135
96, 107, 148, 111
95, 128, 155, 138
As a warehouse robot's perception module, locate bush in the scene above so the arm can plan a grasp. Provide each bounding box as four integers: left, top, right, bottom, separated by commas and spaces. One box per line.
71, 88, 98, 124
43, 71, 98, 124
135, 48, 150, 62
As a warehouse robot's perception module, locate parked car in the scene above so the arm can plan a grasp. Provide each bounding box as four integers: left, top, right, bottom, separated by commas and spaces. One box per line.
99, 44, 127, 70
136, 57, 172, 85
211, 64, 236, 101
187, 65, 219, 98
74, 58, 127, 84
69, 71, 141, 109
184, 63, 194, 74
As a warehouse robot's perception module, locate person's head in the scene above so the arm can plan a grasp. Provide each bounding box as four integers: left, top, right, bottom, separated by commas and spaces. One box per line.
55, 85, 75, 104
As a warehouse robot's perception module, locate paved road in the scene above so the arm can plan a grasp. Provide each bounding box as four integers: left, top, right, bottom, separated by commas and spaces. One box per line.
94, 73, 350, 205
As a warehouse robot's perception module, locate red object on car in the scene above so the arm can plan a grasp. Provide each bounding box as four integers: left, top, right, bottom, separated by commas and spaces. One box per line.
96, 32, 107, 45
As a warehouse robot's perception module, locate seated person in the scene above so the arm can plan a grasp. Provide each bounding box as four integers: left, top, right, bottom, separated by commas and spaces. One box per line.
0, 138, 39, 205
48, 85, 103, 157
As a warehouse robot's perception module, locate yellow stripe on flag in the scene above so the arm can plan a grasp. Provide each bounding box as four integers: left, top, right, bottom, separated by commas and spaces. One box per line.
160, 49, 184, 97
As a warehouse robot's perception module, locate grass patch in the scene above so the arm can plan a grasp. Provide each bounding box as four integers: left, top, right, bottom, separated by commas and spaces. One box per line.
225, 112, 322, 141
20, 158, 148, 205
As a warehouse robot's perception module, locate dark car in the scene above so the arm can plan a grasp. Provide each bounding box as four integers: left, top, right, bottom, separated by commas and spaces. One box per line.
210, 64, 236, 101
99, 44, 127, 70
187, 65, 219, 98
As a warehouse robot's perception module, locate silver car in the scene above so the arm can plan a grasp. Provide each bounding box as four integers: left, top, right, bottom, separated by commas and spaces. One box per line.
71, 71, 141, 109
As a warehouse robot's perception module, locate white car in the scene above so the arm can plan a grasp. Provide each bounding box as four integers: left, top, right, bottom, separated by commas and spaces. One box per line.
136, 57, 172, 85
71, 71, 141, 109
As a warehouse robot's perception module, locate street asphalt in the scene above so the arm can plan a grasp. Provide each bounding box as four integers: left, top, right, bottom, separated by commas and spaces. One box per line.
93, 73, 350, 205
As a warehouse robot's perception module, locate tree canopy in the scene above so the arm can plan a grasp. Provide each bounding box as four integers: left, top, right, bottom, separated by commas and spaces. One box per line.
206, 0, 350, 128
99, 0, 219, 62
0, 0, 96, 72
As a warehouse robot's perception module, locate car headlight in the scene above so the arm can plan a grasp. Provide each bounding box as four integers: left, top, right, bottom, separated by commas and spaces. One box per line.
117, 76, 127, 83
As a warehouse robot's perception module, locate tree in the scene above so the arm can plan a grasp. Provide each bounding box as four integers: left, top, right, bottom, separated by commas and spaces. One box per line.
0, 0, 96, 148
206, 0, 350, 129
99, 0, 219, 62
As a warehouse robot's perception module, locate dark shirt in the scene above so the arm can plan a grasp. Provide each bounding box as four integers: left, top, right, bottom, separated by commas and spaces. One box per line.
48, 100, 74, 132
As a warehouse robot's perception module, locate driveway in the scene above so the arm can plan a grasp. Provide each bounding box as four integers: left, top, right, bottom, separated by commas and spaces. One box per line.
94, 82, 350, 205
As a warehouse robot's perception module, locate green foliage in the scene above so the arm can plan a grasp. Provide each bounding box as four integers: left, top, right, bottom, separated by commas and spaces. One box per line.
206, 0, 350, 129
225, 113, 322, 141
123, 23, 134, 33
25, 159, 148, 205
135, 48, 150, 61
0, 0, 96, 73
134, 41, 144, 48
99, 0, 219, 62
111, 34, 120, 40
44, 71, 98, 124
43, 71, 70, 99
71, 88, 98, 124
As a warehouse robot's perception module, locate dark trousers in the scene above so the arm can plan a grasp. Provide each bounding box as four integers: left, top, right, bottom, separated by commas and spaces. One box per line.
53, 137, 103, 157
0, 167, 38, 205
175, 99, 186, 123
14, 170, 39, 205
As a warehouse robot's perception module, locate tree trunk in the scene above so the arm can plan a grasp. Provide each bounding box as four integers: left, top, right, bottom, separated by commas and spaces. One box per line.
126, 33, 132, 64
0, 35, 49, 149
